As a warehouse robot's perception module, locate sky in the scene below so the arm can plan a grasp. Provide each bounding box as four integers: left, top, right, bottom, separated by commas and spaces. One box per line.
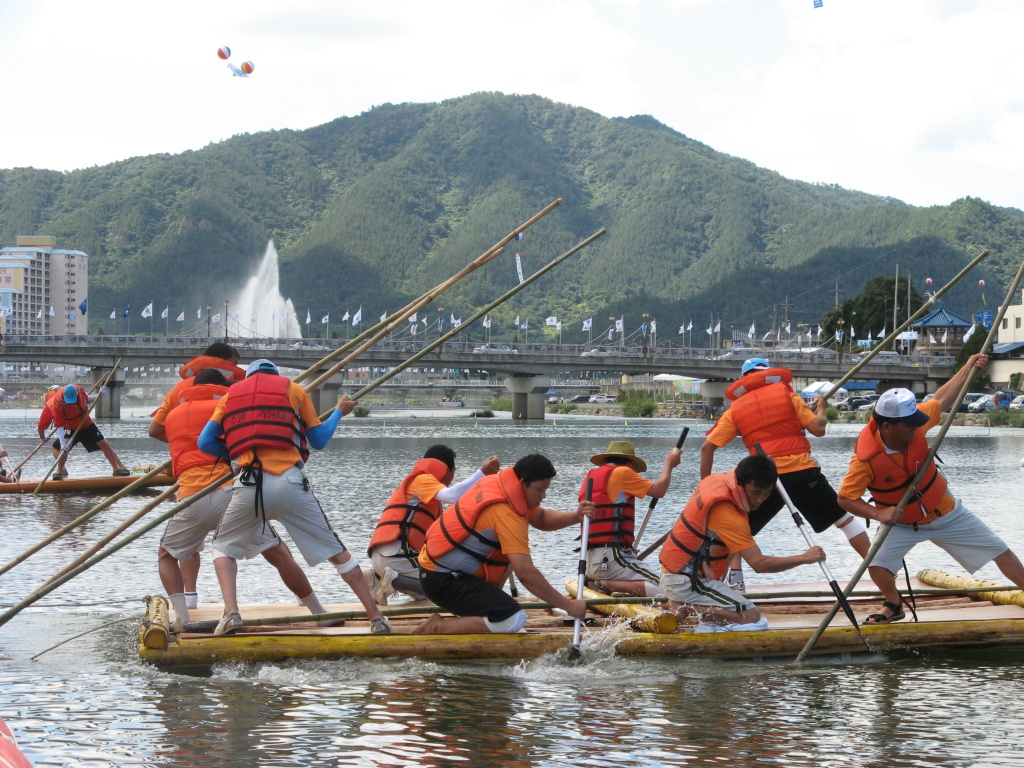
1, 0, 1023, 211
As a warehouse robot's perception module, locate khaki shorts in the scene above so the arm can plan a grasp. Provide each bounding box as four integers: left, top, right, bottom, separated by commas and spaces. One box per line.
585, 545, 660, 584
660, 571, 754, 612
161, 486, 281, 561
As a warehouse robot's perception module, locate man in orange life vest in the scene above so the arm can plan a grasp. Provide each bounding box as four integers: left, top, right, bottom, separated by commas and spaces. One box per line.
37, 385, 64, 465
659, 454, 825, 626
412, 454, 595, 635
365, 445, 500, 605
150, 368, 331, 631
198, 358, 390, 636
150, 342, 246, 425
580, 440, 681, 597
52, 383, 129, 480
838, 354, 1024, 623
700, 357, 869, 591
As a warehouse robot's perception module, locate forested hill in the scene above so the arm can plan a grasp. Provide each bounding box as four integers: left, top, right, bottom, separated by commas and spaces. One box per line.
1, 92, 1022, 342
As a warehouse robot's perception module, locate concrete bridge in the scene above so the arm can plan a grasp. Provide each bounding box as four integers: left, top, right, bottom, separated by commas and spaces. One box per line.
0, 334, 956, 420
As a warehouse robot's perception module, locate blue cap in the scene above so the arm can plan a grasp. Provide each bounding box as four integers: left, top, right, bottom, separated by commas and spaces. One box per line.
63, 384, 79, 403
740, 357, 770, 376
246, 358, 279, 377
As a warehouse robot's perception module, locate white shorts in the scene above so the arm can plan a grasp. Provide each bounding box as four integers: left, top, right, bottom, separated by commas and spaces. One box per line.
160, 487, 280, 561
585, 545, 660, 584
369, 545, 421, 578
872, 499, 1009, 575
211, 466, 347, 566
660, 571, 754, 612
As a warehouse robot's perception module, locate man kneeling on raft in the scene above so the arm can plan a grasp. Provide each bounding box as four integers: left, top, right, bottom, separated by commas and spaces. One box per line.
413, 454, 595, 635
659, 454, 824, 627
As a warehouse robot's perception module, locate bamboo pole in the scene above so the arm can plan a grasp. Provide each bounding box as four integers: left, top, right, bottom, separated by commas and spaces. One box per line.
41, 482, 180, 587
0, 462, 172, 577
294, 198, 563, 388
34, 359, 124, 494
795, 254, 1024, 663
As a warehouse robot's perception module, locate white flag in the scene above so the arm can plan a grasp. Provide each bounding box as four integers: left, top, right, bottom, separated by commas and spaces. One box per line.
963, 323, 977, 342
380, 312, 387, 322
687, 320, 693, 331
930, 333, 937, 344
514, 315, 520, 326
850, 326, 856, 339
110, 310, 116, 319
615, 319, 624, 332
212, 312, 221, 323
678, 324, 685, 334
714, 322, 721, 333
197, 307, 202, 319
454, 318, 462, 328
48, 306, 55, 317
748, 322, 755, 339
411, 323, 419, 335
556, 321, 562, 331
176, 311, 184, 322
352, 308, 362, 324
483, 316, 491, 328
706, 325, 713, 336
322, 314, 329, 324
408, 312, 417, 323
784, 322, 790, 333
867, 331, 873, 341
608, 328, 614, 340
941, 329, 948, 344
545, 316, 558, 326
161, 307, 169, 319
763, 330, 773, 340
450, 313, 457, 324
817, 325, 823, 338
651, 320, 657, 334
279, 316, 287, 325
306, 310, 312, 324
880, 326, 886, 337
342, 310, 350, 322
37, 309, 42, 319
582, 318, 592, 331
520, 321, 527, 329
515, 253, 525, 284
141, 303, 153, 318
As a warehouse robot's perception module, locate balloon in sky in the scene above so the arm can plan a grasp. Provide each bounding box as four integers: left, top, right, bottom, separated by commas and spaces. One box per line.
979, 279, 986, 286
925, 277, 933, 285
217, 46, 231, 60
241, 61, 255, 75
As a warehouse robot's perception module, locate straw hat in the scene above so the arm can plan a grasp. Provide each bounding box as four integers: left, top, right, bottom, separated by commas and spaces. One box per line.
589, 440, 647, 472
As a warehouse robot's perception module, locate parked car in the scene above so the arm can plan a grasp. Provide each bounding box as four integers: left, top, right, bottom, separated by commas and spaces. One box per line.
856, 394, 883, 411
838, 395, 874, 412
1009, 395, 1024, 411
581, 347, 615, 357
968, 392, 1013, 413
589, 394, 617, 404
472, 344, 518, 355
958, 393, 986, 412
570, 395, 592, 403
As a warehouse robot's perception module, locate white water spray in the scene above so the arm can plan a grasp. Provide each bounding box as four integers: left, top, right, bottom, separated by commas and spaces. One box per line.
230, 241, 302, 338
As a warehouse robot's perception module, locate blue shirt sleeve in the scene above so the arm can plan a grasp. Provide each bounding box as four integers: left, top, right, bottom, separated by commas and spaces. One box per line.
305, 408, 343, 450
197, 420, 229, 460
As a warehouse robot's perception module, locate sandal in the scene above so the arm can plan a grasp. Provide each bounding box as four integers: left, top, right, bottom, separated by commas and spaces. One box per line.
865, 600, 906, 624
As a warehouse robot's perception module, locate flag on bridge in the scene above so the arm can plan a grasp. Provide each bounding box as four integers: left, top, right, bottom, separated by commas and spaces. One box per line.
342, 310, 350, 322
352, 308, 362, 324
748, 322, 755, 339
545, 316, 558, 326
110, 310, 116, 320
582, 318, 592, 331
161, 307, 169, 319
212, 313, 221, 323
306, 310, 312, 324
176, 311, 185, 322
141, 303, 153, 318
322, 314, 329, 324
483, 316, 491, 328
79, 298, 88, 315
615, 319, 624, 332
123, 307, 130, 319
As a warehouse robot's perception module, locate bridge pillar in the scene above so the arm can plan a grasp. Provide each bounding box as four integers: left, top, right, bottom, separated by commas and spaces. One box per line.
699, 380, 729, 413
309, 380, 343, 414
505, 374, 551, 421
91, 367, 126, 420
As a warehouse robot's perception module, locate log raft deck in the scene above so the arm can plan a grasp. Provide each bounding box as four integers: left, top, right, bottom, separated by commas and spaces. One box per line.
0, 474, 175, 494
137, 571, 1024, 668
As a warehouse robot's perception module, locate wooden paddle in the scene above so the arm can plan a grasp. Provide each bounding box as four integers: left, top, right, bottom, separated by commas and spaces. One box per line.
567, 478, 594, 664
633, 426, 689, 550
794, 252, 1024, 663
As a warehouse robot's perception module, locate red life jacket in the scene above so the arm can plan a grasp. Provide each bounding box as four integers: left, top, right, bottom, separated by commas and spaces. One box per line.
579, 464, 636, 547
660, 470, 747, 580
722, 367, 810, 461
221, 374, 309, 463
165, 383, 230, 476
368, 458, 450, 555
854, 419, 949, 525
422, 467, 531, 584
56, 386, 92, 431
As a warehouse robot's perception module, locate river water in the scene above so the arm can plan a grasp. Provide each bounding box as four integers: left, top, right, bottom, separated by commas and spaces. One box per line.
2, 407, 1023, 767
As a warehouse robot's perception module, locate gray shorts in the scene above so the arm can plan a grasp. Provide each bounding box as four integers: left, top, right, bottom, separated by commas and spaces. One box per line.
161, 486, 281, 561
370, 543, 421, 578
660, 571, 755, 612
872, 499, 1009, 575
211, 466, 347, 566
585, 545, 659, 584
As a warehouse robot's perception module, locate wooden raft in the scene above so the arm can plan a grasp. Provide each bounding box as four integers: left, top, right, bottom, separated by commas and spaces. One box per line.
0, 474, 175, 494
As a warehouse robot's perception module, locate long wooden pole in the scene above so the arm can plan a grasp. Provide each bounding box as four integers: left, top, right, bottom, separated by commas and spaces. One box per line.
794, 254, 1024, 663
294, 198, 563, 388
33, 359, 124, 494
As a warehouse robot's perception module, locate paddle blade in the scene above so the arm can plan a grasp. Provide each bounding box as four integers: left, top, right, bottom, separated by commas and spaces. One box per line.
566, 643, 584, 665
829, 580, 860, 627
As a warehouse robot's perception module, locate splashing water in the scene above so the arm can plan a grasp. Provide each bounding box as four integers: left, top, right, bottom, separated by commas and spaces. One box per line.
229, 241, 302, 338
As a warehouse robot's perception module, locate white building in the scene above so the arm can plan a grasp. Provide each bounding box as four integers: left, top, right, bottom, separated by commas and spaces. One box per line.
0, 236, 88, 335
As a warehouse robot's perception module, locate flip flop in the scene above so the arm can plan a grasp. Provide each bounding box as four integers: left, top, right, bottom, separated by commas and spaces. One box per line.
865, 600, 906, 624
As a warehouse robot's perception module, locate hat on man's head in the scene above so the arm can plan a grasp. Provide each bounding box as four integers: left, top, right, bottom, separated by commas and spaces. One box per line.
874, 388, 929, 427
49, 384, 62, 391
740, 357, 770, 376
246, 358, 279, 377
589, 440, 647, 473
63, 384, 79, 403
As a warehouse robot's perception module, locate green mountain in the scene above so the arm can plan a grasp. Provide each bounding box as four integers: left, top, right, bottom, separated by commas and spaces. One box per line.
1, 92, 1021, 343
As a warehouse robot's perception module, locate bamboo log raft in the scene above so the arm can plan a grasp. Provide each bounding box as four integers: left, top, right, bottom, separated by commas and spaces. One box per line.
917, 570, 1024, 608
565, 579, 678, 634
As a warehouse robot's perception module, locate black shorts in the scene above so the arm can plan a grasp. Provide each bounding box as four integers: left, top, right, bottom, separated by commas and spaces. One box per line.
54, 424, 105, 453
420, 569, 521, 622
748, 466, 845, 535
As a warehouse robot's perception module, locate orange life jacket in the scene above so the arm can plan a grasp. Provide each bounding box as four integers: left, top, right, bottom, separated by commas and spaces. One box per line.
579, 464, 636, 547
422, 467, 531, 584
221, 374, 309, 463
722, 367, 811, 460
55, 386, 92, 431
660, 470, 747, 580
368, 458, 450, 555
178, 355, 246, 383
165, 383, 230, 476
854, 420, 949, 525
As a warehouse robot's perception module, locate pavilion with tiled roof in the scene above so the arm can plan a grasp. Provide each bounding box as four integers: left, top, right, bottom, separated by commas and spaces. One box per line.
911, 301, 973, 356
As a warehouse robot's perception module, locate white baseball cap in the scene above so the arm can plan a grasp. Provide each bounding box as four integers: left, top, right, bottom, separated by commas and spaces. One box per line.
874, 388, 929, 426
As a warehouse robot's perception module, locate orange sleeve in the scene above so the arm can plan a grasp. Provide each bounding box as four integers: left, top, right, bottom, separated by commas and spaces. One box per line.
289, 382, 322, 429
920, 399, 943, 432
408, 473, 445, 504
478, 503, 531, 556
838, 453, 876, 501
704, 409, 738, 447
706, 501, 756, 553
608, 466, 654, 500
791, 393, 818, 428
210, 391, 228, 424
